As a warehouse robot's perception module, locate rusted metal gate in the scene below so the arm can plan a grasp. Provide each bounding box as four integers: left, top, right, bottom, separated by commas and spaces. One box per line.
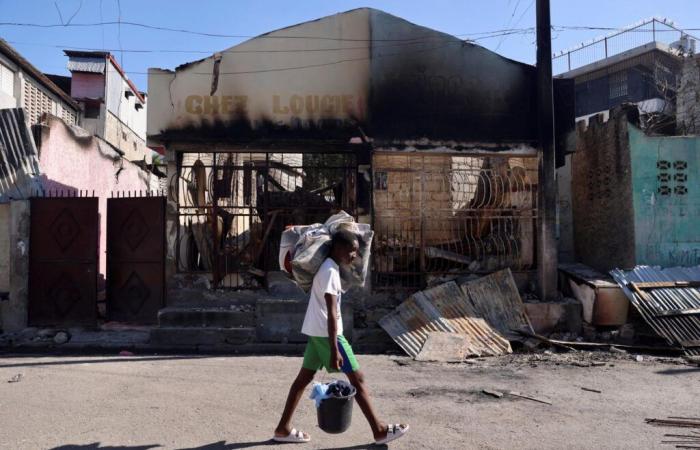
372, 153, 538, 291
107, 194, 166, 323
175, 152, 357, 289
29, 196, 98, 326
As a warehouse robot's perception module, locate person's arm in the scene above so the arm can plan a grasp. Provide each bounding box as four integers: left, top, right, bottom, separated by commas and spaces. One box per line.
325, 293, 343, 370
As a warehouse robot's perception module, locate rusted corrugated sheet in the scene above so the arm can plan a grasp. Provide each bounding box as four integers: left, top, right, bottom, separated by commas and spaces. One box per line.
458, 269, 534, 340
0, 108, 41, 201
379, 281, 512, 358
610, 266, 700, 356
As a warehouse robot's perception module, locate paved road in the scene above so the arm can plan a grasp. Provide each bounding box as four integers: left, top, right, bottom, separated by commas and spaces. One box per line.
0, 352, 697, 449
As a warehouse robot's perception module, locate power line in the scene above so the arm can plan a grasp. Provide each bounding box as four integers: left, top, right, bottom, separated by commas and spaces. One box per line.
495, 0, 523, 51
5, 28, 537, 56
3, 19, 695, 41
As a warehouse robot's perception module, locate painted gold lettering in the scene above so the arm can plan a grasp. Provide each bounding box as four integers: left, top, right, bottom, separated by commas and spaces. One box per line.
273, 95, 289, 114
289, 95, 303, 115
320, 95, 334, 114
234, 96, 248, 109
185, 95, 203, 114
305, 95, 319, 114
221, 95, 234, 114
342, 95, 354, 114
203, 96, 219, 114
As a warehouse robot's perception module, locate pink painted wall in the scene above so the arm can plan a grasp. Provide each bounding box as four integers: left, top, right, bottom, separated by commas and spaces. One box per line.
70, 72, 105, 99
37, 115, 150, 283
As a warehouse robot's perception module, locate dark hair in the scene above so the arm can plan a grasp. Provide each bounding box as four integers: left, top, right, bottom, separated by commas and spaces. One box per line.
332, 229, 358, 250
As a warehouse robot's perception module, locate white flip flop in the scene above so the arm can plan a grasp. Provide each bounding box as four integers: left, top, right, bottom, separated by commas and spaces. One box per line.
375, 424, 409, 445
273, 428, 311, 443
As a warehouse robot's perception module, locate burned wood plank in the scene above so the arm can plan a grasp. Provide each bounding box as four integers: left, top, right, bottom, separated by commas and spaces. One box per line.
507, 391, 552, 405
630, 281, 700, 290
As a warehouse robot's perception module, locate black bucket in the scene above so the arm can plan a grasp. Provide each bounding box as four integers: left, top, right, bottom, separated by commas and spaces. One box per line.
317, 388, 356, 434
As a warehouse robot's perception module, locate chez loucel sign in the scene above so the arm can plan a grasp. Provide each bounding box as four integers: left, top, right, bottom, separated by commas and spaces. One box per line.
183, 93, 365, 118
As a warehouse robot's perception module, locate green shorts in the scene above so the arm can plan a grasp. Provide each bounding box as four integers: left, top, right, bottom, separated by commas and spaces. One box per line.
302, 335, 360, 374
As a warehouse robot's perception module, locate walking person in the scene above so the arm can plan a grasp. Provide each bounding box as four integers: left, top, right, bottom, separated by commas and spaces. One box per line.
273, 229, 409, 445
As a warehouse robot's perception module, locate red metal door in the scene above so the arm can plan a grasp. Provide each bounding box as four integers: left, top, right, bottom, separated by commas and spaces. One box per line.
107, 196, 165, 324
29, 197, 98, 326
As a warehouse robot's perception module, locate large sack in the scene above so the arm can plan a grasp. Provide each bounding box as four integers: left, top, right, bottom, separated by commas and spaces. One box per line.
282, 211, 373, 292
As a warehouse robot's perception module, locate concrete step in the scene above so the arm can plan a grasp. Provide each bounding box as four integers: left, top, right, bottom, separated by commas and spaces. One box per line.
158, 307, 256, 329
150, 327, 255, 347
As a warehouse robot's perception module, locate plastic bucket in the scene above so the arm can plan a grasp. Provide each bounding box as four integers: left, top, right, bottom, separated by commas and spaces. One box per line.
317, 390, 356, 434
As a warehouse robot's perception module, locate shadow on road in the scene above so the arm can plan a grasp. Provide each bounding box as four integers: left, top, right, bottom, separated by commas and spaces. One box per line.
176, 441, 275, 449
174, 441, 388, 449
51, 443, 160, 450
655, 367, 700, 375
0, 355, 215, 369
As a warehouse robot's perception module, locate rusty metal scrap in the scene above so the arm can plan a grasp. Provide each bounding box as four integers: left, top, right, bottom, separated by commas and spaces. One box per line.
611, 266, 700, 356
458, 269, 534, 340
0, 108, 42, 201
379, 281, 512, 358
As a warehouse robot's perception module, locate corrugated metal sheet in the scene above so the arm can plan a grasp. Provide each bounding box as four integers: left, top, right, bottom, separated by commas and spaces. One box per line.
458, 269, 534, 340
0, 108, 41, 201
610, 265, 700, 356
379, 281, 512, 358
66, 57, 106, 74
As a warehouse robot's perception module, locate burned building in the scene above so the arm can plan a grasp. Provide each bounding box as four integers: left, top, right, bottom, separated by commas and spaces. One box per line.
147, 8, 573, 305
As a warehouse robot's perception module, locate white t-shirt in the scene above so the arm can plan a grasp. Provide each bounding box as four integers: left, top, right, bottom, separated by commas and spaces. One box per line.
301, 258, 343, 337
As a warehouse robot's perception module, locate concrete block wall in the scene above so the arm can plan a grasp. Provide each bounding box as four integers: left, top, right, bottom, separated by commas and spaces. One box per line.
571, 110, 637, 272
104, 111, 150, 163
677, 56, 700, 135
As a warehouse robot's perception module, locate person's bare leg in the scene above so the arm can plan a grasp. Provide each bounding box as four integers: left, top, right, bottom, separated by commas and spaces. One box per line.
274, 368, 316, 438
346, 370, 389, 440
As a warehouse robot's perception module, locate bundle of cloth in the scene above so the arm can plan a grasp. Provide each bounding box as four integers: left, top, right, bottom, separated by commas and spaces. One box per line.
309, 380, 356, 407
278, 211, 374, 292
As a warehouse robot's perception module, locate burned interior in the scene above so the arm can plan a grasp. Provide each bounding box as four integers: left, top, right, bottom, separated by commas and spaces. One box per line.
174, 151, 358, 289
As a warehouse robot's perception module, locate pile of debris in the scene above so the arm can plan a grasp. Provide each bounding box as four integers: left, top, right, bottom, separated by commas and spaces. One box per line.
646, 417, 700, 449
379, 268, 533, 361
611, 266, 700, 356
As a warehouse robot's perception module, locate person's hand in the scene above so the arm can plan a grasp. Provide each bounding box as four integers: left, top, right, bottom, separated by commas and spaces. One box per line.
330, 347, 344, 370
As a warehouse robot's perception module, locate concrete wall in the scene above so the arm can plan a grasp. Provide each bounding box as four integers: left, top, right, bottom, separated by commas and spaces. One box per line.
104, 110, 150, 163
36, 116, 151, 279
571, 112, 637, 272
0, 203, 9, 294
676, 56, 700, 135
71, 72, 105, 100
1, 200, 29, 332
629, 125, 700, 266
369, 9, 537, 142
105, 61, 146, 140
557, 154, 575, 263
148, 9, 370, 140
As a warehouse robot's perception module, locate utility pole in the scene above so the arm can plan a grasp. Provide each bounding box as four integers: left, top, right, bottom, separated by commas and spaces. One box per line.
536, 0, 558, 301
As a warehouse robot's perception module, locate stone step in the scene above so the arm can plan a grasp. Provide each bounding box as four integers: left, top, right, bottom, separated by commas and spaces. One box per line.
149, 327, 256, 347
158, 307, 256, 329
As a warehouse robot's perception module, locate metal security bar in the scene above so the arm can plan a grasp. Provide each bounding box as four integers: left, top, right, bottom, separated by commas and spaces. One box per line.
175, 151, 357, 289
372, 153, 537, 291
553, 18, 697, 75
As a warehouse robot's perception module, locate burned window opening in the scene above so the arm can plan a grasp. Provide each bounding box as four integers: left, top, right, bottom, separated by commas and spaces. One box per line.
176, 151, 357, 289
372, 153, 538, 292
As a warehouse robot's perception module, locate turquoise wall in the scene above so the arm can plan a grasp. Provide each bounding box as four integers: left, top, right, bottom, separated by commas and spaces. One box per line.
629, 125, 700, 267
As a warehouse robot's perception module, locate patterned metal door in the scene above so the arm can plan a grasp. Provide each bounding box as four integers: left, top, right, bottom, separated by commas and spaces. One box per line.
29, 197, 99, 326
107, 196, 165, 323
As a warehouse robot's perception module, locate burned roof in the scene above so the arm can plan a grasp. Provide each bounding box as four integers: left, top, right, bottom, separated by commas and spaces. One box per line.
148, 8, 574, 147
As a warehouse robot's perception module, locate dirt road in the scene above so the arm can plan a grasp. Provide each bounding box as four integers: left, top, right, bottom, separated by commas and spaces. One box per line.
0, 352, 697, 449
